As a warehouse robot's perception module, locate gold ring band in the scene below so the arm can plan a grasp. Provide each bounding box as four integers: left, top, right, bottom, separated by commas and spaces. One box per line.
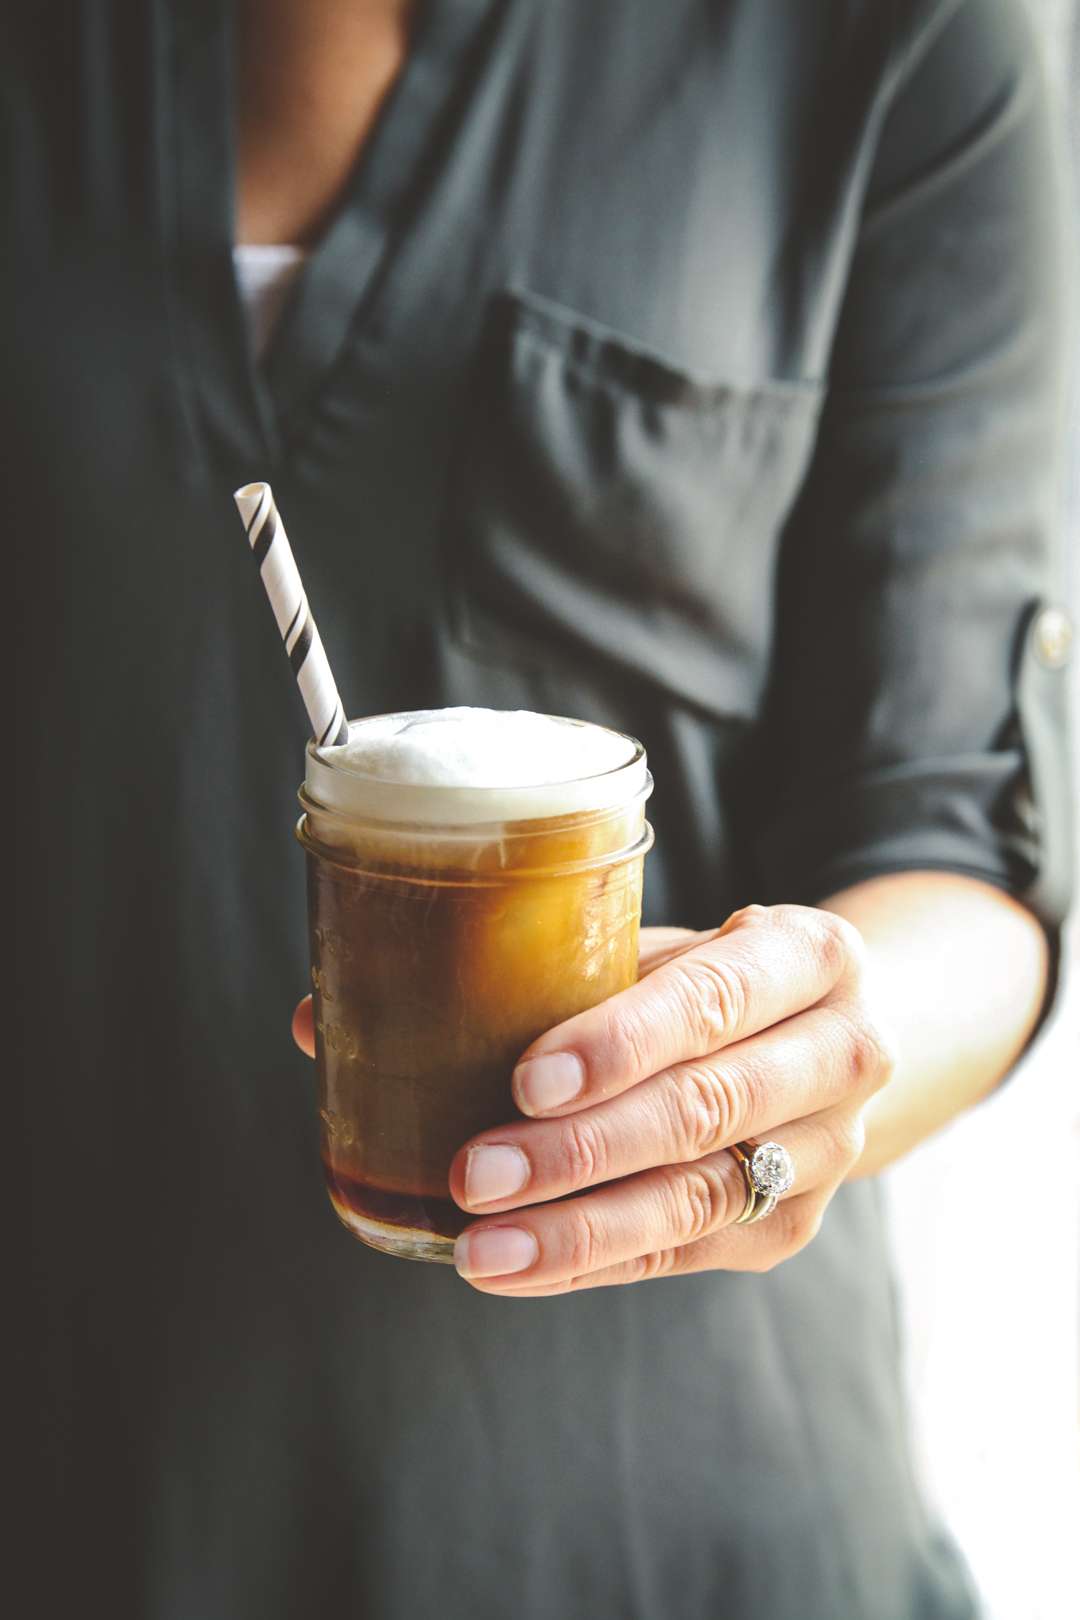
730, 1140, 760, 1225
742, 1191, 779, 1225
730, 1138, 794, 1225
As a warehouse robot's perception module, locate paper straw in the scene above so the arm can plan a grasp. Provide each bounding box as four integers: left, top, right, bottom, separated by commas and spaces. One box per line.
234, 481, 349, 747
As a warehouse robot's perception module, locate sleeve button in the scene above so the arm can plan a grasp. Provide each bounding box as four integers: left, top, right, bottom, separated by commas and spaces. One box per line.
1033, 606, 1072, 670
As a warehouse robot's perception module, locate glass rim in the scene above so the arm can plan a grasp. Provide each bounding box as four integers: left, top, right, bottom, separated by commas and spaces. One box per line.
295, 810, 655, 886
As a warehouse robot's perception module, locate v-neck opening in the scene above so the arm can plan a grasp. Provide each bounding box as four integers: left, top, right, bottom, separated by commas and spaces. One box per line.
168, 0, 278, 469
168, 0, 498, 475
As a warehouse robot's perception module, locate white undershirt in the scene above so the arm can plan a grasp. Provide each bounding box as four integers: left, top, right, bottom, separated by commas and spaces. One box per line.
233, 243, 308, 362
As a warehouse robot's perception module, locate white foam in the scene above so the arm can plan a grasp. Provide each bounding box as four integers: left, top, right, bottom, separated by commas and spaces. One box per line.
305, 707, 648, 825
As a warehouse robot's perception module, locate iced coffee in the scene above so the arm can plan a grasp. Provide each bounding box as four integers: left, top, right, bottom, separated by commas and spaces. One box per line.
296, 708, 654, 1263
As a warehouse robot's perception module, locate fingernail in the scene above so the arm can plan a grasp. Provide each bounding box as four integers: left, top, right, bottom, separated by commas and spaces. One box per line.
464, 1144, 530, 1206
455, 1226, 538, 1279
513, 1052, 584, 1114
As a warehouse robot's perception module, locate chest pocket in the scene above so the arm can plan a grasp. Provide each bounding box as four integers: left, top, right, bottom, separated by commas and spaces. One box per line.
444, 289, 823, 719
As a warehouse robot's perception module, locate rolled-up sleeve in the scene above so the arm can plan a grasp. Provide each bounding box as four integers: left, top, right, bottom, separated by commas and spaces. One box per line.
757, 0, 1074, 946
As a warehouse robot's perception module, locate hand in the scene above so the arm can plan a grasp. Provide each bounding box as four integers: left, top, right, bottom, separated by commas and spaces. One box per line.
293, 904, 896, 1296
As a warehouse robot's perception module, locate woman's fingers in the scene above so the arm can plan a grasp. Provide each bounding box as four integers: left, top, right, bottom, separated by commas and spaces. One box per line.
291, 942, 704, 1051
454, 1107, 860, 1292
293, 931, 716, 1056
510, 904, 866, 1118
293, 995, 315, 1057
472, 1192, 831, 1297
454, 991, 889, 1215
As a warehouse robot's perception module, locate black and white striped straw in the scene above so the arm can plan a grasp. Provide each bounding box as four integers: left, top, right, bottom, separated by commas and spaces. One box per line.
233, 481, 349, 747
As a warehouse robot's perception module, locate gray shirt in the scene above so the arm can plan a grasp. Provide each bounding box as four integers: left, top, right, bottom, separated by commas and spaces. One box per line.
11, 2, 1071, 1616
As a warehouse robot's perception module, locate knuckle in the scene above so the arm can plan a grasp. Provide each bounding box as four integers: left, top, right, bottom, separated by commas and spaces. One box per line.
839, 1006, 898, 1092
664, 1163, 731, 1244
846, 1019, 883, 1085
832, 1110, 867, 1171
633, 1247, 685, 1282
563, 1204, 603, 1277
669, 1063, 737, 1157
673, 951, 754, 1048
724, 903, 770, 933
812, 909, 864, 980
555, 1115, 608, 1191
720, 1054, 764, 1131
759, 902, 806, 933
865, 1012, 899, 1091
724, 904, 865, 987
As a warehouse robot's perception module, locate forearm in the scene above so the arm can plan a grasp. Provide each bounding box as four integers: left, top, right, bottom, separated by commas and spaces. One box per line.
821, 871, 1050, 1178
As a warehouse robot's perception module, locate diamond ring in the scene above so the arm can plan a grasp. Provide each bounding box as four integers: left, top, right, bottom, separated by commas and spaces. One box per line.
731, 1139, 795, 1225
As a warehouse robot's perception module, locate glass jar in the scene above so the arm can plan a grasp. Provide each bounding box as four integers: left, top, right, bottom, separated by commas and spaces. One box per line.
296, 721, 653, 1262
